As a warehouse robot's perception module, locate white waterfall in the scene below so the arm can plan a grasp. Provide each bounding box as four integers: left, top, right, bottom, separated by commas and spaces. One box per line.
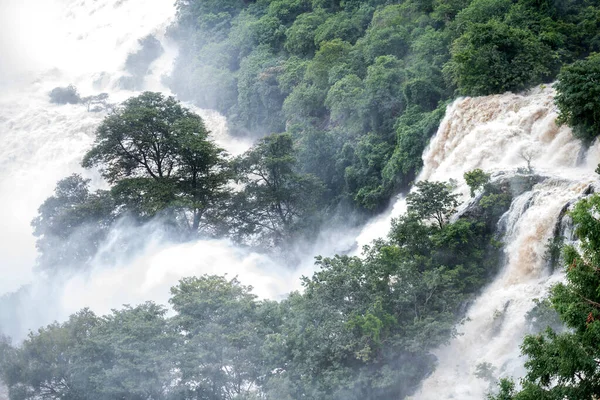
373, 86, 598, 399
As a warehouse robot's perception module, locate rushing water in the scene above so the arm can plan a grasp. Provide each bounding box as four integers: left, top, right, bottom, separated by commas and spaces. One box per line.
1, 1, 599, 397
403, 87, 597, 399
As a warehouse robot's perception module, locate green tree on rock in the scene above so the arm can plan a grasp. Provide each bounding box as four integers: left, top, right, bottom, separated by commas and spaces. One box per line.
464, 168, 491, 197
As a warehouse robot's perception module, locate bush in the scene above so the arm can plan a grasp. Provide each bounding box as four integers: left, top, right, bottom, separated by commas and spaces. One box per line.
464, 168, 491, 197
555, 53, 600, 142
48, 85, 81, 104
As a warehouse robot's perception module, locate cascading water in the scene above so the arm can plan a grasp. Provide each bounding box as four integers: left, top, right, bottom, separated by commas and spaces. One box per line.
368, 85, 599, 399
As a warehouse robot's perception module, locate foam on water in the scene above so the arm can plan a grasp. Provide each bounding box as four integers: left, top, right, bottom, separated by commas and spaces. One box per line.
374, 87, 599, 399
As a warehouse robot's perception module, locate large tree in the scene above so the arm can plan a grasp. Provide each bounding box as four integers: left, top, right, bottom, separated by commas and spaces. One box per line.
82, 92, 228, 232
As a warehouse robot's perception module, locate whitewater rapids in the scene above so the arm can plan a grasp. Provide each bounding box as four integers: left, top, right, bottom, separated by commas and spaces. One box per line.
405, 86, 598, 399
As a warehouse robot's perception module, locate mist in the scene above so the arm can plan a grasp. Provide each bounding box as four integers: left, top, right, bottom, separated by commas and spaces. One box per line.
0, 0, 362, 342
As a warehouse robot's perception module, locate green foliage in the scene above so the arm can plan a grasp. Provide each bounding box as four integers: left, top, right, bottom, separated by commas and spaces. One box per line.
284, 9, 328, 56
229, 133, 325, 248
464, 168, 491, 197
82, 92, 228, 231
383, 105, 446, 187
31, 174, 115, 270
169, 276, 269, 399
525, 298, 563, 334
445, 19, 554, 95
169, 0, 600, 216
555, 53, 600, 142
236, 46, 286, 133
168, 0, 599, 222
325, 74, 365, 126
12, 173, 511, 400
406, 181, 459, 229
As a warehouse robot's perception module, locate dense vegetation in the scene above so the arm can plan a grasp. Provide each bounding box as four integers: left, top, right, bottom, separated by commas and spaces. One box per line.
32, 92, 330, 268
1, 175, 512, 399
169, 0, 600, 212
490, 194, 600, 400
555, 53, 600, 143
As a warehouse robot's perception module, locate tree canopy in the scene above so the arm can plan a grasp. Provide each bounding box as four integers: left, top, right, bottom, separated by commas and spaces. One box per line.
82, 92, 229, 232
3, 178, 515, 400
555, 53, 600, 143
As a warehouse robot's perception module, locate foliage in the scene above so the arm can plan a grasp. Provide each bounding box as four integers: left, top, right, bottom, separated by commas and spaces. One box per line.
555, 53, 600, 142
228, 133, 325, 248
121, 35, 164, 90
4, 176, 509, 400
168, 276, 270, 399
167, 0, 599, 217
406, 181, 459, 229
82, 92, 229, 232
445, 20, 554, 95
31, 174, 115, 270
464, 168, 491, 197
48, 85, 81, 105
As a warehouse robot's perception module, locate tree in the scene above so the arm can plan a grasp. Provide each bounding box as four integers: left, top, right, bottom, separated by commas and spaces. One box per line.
444, 20, 554, 95
555, 53, 600, 142
406, 181, 459, 229
229, 133, 325, 248
284, 9, 328, 56
518, 148, 535, 173
48, 85, 81, 104
464, 168, 491, 197
80, 93, 110, 112
490, 194, 600, 399
168, 276, 269, 400
31, 174, 115, 270
82, 92, 228, 232
0, 309, 101, 400
87, 302, 176, 400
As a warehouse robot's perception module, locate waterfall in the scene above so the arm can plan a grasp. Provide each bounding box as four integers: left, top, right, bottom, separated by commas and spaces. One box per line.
366, 86, 599, 399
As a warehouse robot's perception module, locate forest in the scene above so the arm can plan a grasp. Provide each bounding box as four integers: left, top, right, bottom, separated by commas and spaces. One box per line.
2, 0, 600, 399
